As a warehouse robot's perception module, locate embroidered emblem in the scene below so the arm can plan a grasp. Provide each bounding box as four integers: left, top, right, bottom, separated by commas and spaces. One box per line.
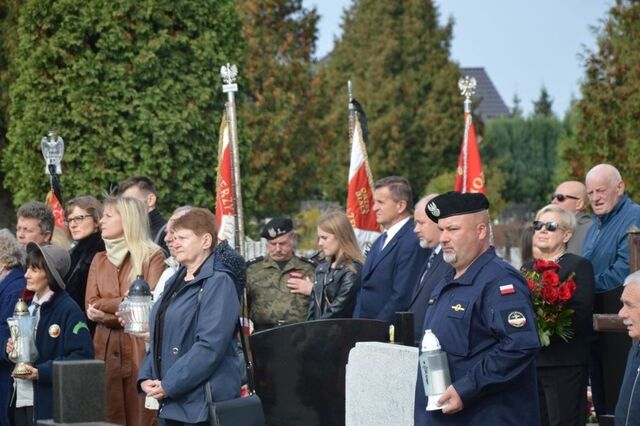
427, 202, 440, 217
507, 311, 526, 328
49, 324, 61, 338
451, 303, 465, 312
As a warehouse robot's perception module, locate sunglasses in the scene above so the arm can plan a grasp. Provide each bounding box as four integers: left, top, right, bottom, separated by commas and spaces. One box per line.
533, 221, 559, 232
551, 193, 579, 202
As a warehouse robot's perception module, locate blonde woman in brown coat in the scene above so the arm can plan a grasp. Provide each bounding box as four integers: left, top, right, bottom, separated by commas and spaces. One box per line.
86, 196, 165, 425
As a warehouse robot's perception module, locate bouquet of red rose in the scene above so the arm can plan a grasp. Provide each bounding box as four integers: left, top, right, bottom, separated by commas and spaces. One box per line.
522, 259, 577, 347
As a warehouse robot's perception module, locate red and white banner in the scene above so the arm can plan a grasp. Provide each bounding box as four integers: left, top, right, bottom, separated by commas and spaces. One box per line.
346, 108, 380, 252
454, 114, 485, 193
45, 189, 65, 229
215, 112, 236, 247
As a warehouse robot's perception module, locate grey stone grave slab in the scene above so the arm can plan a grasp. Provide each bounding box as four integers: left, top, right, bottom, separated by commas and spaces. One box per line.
345, 342, 419, 426
52, 360, 106, 423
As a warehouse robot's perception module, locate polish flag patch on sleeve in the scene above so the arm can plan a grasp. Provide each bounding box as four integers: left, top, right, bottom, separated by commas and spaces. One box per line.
500, 284, 516, 295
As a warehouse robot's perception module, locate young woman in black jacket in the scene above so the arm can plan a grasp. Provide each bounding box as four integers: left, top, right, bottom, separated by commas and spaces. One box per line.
305, 211, 364, 320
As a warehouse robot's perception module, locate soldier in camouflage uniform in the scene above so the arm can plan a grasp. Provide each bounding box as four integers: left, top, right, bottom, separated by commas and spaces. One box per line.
247, 218, 315, 331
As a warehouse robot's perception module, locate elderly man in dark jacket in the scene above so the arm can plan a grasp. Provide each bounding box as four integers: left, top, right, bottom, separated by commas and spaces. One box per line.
616, 271, 640, 425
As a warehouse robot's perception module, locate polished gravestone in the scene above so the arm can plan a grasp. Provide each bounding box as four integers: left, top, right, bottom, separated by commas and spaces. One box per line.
37, 360, 117, 426
249, 318, 388, 426
345, 342, 418, 426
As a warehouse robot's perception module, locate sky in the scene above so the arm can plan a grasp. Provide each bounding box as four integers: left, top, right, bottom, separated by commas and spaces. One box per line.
302, 0, 613, 117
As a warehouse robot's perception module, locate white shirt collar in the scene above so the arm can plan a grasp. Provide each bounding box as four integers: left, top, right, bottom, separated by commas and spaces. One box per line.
382, 216, 410, 249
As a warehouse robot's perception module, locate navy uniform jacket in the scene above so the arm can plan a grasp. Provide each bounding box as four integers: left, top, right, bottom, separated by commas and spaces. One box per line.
416, 247, 540, 426
354, 219, 428, 324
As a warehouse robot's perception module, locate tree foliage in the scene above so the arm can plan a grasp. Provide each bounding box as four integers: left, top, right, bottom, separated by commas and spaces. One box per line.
238, 0, 326, 218
510, 93, 523, 118
482, 115, 562, 209
564, 0, 640, 197
532, 86, 554, 117
317, 0, 462, 202
0, 0, 20, 151
2, 0, 243, 214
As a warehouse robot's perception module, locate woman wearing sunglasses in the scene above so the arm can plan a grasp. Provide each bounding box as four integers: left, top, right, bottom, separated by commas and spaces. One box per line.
522, 204, 595, 426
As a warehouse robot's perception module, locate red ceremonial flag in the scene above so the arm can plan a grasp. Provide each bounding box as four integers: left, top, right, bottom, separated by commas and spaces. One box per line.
215, 111, 236, 247
346, 99, 380, 251
46, 189, 65, 229
454, 114, 485, 193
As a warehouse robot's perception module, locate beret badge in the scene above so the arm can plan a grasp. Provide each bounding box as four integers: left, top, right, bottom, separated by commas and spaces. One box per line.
427, 202, 440, 217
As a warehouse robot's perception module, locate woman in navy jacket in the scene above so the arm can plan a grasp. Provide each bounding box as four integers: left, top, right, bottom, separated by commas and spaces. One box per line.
138, 208, 241, 425
4, 243, 94, 424
0, 229, 26, 426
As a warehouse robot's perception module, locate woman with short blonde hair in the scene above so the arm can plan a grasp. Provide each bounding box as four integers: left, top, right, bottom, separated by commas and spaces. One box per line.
522, 204, 595, 425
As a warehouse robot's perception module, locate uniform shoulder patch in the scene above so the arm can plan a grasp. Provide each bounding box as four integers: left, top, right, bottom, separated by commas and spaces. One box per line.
246, 256, 264, 267
500, 308, 531, 334
73, 321, 89, 335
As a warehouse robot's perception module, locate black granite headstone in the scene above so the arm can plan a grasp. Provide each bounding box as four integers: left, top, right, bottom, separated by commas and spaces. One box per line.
249, 318, 388, 426
52, 360, 105, 423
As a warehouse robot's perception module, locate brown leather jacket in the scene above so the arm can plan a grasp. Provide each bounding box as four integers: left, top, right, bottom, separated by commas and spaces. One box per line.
86, 250, 165, 425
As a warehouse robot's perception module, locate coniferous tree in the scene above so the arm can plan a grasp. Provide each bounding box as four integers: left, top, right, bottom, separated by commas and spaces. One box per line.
511, 93, 523, 118
565, 0, 640, 197
2, 0, 243, 212
533, 87, 554, 117
0, 0, 20, 151
317, 0, 461, 202
482, 115, 561, 208
238, 0, 326, 218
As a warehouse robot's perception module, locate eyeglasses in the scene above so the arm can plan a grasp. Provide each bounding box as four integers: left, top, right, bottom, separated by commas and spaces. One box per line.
533, 221, 559, 232
65, 215, 93, 225
551, 193, 579, 202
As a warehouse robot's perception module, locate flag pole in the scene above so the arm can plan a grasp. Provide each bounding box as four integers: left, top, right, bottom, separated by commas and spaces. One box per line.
220, 63, 245, 257
458, 76, 477, 193
347, 80, 354, 141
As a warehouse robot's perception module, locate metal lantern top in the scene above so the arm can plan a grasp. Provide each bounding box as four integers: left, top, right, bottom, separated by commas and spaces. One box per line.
128, 275, 152, 297
13, 298, 29, 316
41, 131, 64, 175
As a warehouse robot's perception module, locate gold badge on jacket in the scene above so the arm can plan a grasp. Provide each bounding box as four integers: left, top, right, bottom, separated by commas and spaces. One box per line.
49, 324, 61, 338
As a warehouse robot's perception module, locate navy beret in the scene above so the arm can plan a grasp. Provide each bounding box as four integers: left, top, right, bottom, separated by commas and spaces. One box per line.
261, 218, 293, 240
425, 191, 490, 223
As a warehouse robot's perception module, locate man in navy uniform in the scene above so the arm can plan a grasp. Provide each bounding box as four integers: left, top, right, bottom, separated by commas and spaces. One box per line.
415, 192, 540, 425
353, 176, 427, 324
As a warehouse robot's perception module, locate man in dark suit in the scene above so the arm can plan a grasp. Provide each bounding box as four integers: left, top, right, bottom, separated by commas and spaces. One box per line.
353, 176, 428, 324
408, 194, 451, 346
